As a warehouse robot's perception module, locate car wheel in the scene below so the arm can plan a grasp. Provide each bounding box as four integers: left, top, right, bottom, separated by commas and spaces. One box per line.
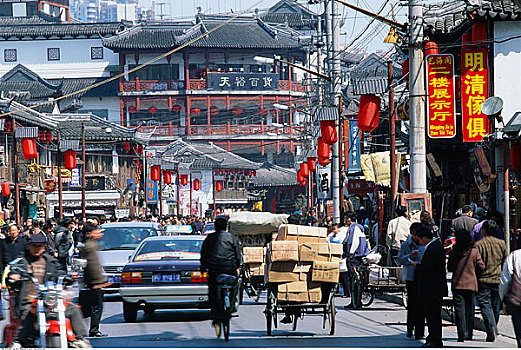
123, 301, 138, 323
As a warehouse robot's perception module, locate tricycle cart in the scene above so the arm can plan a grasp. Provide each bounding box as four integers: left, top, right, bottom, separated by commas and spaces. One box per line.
238, 264, 266, 304
264, 283, 337, 336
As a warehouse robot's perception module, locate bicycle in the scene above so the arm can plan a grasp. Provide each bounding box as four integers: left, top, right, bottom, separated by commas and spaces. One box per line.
215, 274, 238, 341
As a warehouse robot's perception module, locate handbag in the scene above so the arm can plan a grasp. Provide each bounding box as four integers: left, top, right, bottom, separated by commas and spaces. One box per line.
79, 289, 94, 318
339, 258, 348, 273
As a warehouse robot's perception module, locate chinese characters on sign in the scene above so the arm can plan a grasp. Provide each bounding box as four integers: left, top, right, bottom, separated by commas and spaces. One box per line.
426, 54, 456, 138
461, 48, 489, 142
207, 73, 279, 91
345, 120, 361, 174
145, 151, 158, 204
315, 163, 332, 200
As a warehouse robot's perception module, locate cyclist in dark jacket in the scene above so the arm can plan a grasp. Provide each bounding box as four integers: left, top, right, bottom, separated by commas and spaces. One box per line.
200, 216, 241, 336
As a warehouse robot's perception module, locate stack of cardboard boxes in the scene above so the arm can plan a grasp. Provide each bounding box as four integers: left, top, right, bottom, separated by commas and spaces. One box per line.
265, 225, 342, 303
242, 246, 265, 275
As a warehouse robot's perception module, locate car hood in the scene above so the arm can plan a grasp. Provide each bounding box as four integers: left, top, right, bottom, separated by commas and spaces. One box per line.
98, 250, 134, 267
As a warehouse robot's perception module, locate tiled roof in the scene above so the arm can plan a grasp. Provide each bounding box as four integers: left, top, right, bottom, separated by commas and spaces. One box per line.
0, 99, 57, 129
250, 163, 297, 187
103, 19, 303, 50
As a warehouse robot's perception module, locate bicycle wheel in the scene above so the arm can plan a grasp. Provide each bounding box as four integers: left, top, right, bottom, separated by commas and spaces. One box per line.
361, 292, 374, 307
328, 294, 336, 335
266, 293, 273, 336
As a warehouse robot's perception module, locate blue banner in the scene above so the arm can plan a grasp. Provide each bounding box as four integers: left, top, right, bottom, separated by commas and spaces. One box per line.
347, 120, 362, 174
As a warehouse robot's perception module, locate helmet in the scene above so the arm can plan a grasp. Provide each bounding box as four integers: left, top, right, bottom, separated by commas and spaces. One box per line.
444, 236, 456, 254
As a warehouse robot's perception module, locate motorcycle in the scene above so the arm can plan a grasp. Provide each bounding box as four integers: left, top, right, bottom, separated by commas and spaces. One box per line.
2, 257, 89, 348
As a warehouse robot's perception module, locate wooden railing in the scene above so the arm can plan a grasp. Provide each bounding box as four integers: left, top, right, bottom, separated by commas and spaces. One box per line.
137, 123, 303, 137
121, 79, 305, 92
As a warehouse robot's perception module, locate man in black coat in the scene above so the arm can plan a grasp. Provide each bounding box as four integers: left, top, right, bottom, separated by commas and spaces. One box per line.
415, 225, 448, 348
3, 224, 26, 268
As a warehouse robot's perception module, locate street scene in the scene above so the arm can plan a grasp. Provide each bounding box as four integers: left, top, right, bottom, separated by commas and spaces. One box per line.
0, 0, 520, 348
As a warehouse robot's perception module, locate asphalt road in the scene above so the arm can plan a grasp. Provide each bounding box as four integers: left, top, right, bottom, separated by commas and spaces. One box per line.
73, 293, 517, 348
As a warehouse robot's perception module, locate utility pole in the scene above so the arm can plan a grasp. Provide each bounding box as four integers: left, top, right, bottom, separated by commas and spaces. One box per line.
408, 0, 427, 193
388, 60, 397, 208
11, 117, 20, 224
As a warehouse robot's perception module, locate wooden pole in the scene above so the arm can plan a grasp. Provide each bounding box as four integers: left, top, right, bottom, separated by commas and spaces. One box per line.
388, 61, 397, 210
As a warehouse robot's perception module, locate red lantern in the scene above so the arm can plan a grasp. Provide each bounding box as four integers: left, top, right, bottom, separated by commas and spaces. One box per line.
317, 137, 330, 160
150, 165, 160, 182
270, 108, 277, 115
226, 169, 230, 175
4, 120, 11, 133
402, 58, 409, 90
297, 169, 304, 183
247, 170, 252, 176
215, 180, 223, 192
1, 182, 10, 197
220, 170, 225, 175
128, 106, 137, 112
357, 94, 381, 132
123, 142, 131, 152
148, 106, 158, 114
214, 169, 219, 175
307, 157, 316, 172
511, 143, 521, 172
137, 145, 143, 155
319, 120, 338, 145
424, 41, 439, 56
299, 179, 307, 186
64, 149, 76, 170
172, 105, 182, 112
190, 107, 201, 115
210, 106, 220, 115
472, 22, 487, 44
180, 174, 188, 186
163, 170, 172, 185
258, 107, 268, 115
318, 157, 330, 166
253, 170, 256, 177
232, 107, 243, 115
231, 169, 236, 174
21, 138, 37, 160
300, 162, 309, 178
193, 178, 200, 191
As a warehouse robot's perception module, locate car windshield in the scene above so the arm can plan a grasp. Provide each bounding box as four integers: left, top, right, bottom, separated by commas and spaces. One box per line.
98, 227, 157, 251
134, 239, 203, 261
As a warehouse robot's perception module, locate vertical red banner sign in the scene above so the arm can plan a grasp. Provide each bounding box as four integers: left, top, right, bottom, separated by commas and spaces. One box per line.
461, 48, 489, 142
426, 54, 457, 138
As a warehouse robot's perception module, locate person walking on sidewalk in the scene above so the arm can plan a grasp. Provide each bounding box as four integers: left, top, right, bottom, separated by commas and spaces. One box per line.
398, 222, 425, 340
448, 229, 485, 342
499, 248, 521, 348
415, 225, 448, 348
386, 206, 411, 267
450, 205, 478, 236
475, 220, 507, 342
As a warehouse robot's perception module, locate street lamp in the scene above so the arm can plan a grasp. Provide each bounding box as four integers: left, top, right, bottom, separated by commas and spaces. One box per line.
253, 56, 332, 81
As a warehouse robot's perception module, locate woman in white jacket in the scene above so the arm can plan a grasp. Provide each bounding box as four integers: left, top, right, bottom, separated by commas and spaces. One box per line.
499, 249, 521, 347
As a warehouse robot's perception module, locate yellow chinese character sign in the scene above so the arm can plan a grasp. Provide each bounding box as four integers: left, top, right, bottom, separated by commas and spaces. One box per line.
461, 48, 489, 142
426, 54, 456, 138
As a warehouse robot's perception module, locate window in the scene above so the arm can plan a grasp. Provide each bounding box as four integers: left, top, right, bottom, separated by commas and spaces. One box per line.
128, 64, 180, 81
4, 49, 17, 62
91, 47, 103, 60
47, 48, 60, 61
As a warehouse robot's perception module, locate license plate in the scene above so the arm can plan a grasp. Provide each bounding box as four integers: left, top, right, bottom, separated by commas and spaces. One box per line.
152, 273, 181, 283
108, 276, 121, 283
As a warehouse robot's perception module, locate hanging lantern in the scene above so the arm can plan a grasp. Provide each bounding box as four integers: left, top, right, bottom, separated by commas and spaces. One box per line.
150, 165, 160, 182
163, 170, 172, 185
21, 138, 37, 160
1, 182, 10, 197
247, 170, 252, 176
137, 145, 143, 155
215, 180, 223, 192
210, 106, 220, 115
193, 178, 200, 191
4, 120, 11, 133
357, 94, 381, 132
317, 137, 330, 160
253, 170, 257, 177
318, 157, 330, 166
123, 142, 131, 152
231, 169, 236, 174
232, 107, 243, 115
214, 169, 219, 175
148, 106, 158, 114
172, 104, 182, 112
307, 157, 316, 172
64, 149, 77, 170
180, 174, 188, 186
299, 179, 307, 186
402, 58, 409, 90
258, 107, 268, 116
220, 170, 225, 175
297, 169, 304, 183
300, 162, 309, 178
226, 169, 230, 175
128, 106, 137, 113
472, 22, 487, 43
424, 41, 439, 56
190, 107, 201, 115
511, 143, 521, 172
319, 120, 338, 145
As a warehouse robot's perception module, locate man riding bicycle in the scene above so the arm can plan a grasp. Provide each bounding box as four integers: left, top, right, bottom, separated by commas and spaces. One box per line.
342, 211, 370, 309
200, 216, 241, 336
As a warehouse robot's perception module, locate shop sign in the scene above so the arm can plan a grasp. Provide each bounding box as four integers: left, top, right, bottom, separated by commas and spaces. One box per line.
315, 163, 332, 200
207, 73, 279, 91
426, 54, 456, 138
461, 48, 489, 142
345, 120, 362, 174
145, 151, 157, 204
396, 99, 409, 121
44, 179, 56, 193
347, 179, 375, 195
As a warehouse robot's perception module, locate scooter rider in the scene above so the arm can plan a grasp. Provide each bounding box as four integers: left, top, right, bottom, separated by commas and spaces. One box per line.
7, 233, 89, 348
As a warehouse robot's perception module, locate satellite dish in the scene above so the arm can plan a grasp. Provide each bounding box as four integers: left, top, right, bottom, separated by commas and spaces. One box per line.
481, 96, 503, 118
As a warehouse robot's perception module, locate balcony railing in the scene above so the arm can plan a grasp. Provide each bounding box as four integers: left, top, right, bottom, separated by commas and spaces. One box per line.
121, 78, 305, 93
137, 123, 303, 137
215, 189, 248, 200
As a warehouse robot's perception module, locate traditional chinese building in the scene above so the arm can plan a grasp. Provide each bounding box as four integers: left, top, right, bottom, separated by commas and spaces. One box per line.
102, 14, 311, 167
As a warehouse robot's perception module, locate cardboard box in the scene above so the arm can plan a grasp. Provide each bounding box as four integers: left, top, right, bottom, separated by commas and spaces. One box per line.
267, 241, 299, 262
243, 247, 265, 263
299, 243, 343, 262
264, 262, 311, 283
278, 224, 327, 243
248, 263, 265, 276
277, 281, 322, 302
311, 261, 340, 283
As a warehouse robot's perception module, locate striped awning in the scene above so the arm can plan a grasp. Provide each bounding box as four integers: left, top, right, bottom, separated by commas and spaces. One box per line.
352, 78, 388, 95
15, 126, 38, 138
314, 106, 339, 121
60, 139, 80, 150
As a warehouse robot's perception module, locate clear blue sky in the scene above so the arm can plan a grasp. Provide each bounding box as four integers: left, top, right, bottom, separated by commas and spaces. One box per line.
147, 0, 407, 53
